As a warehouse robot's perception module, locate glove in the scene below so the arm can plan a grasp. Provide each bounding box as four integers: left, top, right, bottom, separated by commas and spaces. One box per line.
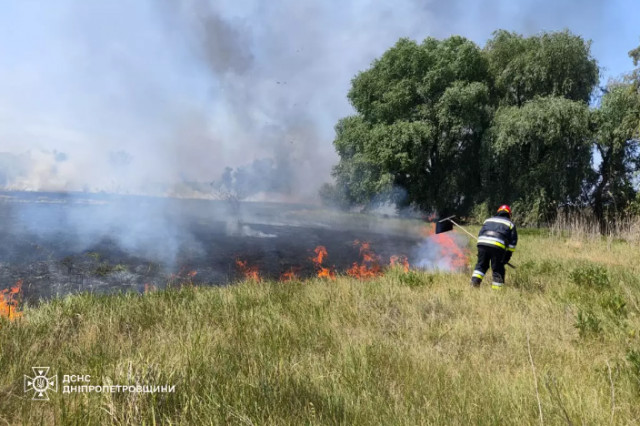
503, 251, 512, 264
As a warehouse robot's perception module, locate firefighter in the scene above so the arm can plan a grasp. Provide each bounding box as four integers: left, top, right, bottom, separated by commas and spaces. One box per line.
470, 205, 517, 289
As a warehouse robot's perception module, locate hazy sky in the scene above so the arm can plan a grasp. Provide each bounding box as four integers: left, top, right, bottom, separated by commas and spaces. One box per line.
0, 0, 638, 198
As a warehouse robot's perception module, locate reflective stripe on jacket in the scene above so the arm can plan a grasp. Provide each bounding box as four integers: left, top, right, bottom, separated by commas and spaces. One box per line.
477, 216, 518, 252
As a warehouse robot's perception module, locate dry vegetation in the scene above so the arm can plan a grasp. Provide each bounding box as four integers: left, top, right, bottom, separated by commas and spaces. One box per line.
551, 212, 640, 245
1, 227, 639, 425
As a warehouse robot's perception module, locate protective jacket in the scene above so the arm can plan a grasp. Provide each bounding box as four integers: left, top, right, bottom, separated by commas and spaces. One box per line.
477, 215, 518, 253
471, 214, 518, 289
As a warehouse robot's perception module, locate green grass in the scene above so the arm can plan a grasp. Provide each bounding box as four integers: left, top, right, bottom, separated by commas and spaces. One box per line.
1, 229, 639, 425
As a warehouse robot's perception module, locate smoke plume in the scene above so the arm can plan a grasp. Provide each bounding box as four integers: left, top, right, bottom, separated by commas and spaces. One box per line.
0, 0, 631, 271
0, 0, 627, 200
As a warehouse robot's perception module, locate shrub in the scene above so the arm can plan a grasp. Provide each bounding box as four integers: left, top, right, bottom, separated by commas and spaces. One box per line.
113, 264, 128, 273
510, 260, 561, 292
569, 265, 610, 288
627, 349, 640, 387
599, 292, 627, 321
94, 263, 114, 277
575, 309, 602, 337
511, 261, 537, 291
536, 259, 563, 275
511, 192, 550, 226
470, 201, 490, 225
86, 252, 102, 261
398, 271, 433, 288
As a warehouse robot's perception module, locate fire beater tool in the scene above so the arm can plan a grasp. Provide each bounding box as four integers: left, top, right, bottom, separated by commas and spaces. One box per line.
436, 215, 516, 269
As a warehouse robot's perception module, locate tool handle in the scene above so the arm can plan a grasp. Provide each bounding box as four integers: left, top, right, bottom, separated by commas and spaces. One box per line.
447, 219, 478, 240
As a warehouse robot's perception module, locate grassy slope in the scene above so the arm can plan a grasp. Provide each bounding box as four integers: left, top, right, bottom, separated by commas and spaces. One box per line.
1, 229, 639, 425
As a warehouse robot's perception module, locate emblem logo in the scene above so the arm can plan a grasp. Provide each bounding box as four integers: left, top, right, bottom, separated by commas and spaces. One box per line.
24, 367, 58, 400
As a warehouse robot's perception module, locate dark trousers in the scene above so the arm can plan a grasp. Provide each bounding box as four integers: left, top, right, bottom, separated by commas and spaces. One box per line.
470, 245, 506, 288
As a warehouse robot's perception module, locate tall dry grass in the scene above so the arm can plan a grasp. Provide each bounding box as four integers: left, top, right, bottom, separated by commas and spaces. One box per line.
551, 210, 640, 245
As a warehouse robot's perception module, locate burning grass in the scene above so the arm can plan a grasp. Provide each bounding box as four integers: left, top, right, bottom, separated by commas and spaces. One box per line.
232, 235, 461, 282
346, 240, 383, 279
0, 280, 22, 321
389, 255, 410, 272
279, 267, 299, 281
235, 259, 261, 281
0, 196, 433, 302
310, 245, 336, 279
1, 229, 639, 424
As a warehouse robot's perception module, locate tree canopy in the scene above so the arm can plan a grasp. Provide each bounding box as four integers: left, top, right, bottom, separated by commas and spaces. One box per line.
590, 83, 640, 223
323, 30, 640, 227
486, 30, 598, 106
490, 96, 593, 219
332, 36, 492, 213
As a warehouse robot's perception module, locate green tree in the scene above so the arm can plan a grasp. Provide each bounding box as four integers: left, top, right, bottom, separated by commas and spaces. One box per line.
629, 43, 640, 86
326, 37, 492, 213
486, 30, 598, 106
480, 30, 598, 222
490, 96, 593, 223
629, 42, 640, 134
591, 83, 640, 225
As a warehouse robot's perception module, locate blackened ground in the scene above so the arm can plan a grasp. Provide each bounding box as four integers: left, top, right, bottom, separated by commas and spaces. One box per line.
0, 191, 426, 304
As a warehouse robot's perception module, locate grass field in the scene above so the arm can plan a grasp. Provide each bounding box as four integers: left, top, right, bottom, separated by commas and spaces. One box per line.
1, 227, 639, 425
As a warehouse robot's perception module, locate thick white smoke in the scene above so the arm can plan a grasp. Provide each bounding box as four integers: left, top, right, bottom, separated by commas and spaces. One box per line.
0, 0, 624, 201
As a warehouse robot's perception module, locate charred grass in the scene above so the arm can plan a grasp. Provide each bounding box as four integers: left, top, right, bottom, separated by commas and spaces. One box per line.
0, 229, 640, 424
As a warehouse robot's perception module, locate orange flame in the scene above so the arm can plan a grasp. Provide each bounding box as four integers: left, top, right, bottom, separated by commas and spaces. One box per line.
144, 283, 157, 293
417, 222, 469, 270
310, 246, 336, 279
311, 246, 327, 264
390, 255, 410, 272
433, 233, 469, 269
236, 259, 261, 281
0, 280, 23, 321
168, 268, 198, 288
347, 240, 383, 279
317, 267, 336, 279
280, 268, 299, 281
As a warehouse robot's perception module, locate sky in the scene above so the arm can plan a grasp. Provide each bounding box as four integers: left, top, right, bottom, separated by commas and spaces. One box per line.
0, 0, 638, 200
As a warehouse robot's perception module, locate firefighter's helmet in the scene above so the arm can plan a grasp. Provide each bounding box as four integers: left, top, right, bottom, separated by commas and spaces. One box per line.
497, 204, 512, 217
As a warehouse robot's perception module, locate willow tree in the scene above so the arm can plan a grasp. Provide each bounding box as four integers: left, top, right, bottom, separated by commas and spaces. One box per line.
484, 30, 598, 223
325, 36, 492, 214
486, 30, 598, 107
490, 97, 593, 222
590, 84, 640, 224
